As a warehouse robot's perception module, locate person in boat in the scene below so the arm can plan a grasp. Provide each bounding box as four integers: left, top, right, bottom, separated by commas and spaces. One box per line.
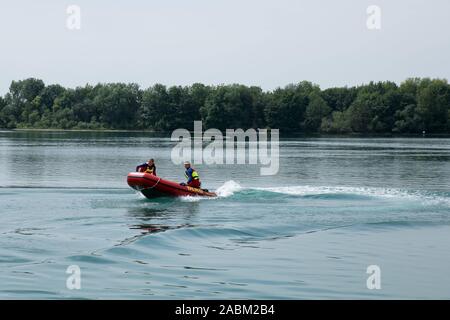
180, 161, 201, 188
136, 159, 157, 175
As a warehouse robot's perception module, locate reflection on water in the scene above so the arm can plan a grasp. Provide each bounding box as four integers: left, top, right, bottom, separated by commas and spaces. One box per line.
131, 223, 195, 234
127, 200, 200, 218
128, 202, 200, 235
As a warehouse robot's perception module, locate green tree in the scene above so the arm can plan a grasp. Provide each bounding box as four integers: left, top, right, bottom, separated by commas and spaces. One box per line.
201, 85, 255, 130
53, 108, 76, 129
393, 104, 422, 133
4, 78, 45, 126
345, 92, 376, 133
304, 92, 331, 132
321, 87, 357, 112
39, 84, 66, 114
265, 82, 317, 132
416, 79, 450, 133
320, 111, 351, 133
94, 83, 141, 129
9, 78, 45, 102
140, 84, 173, 131
249, 86, 267, 128
167, 86, 195, 129
0, 96, 6, 128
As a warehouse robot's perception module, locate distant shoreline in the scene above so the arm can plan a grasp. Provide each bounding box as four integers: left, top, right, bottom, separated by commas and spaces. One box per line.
8, 128, 155, 133
3, 128, 450, 138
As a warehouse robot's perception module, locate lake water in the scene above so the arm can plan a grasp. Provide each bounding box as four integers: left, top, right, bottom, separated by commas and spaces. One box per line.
0, 131, 449, 299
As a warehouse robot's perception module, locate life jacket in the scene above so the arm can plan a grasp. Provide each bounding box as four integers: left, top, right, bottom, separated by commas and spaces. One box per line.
185, 168, 200, 180
145, 165, 155, 174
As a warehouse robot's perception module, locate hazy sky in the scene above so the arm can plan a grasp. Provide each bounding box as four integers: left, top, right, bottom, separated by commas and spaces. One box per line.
1, 0, 449, 94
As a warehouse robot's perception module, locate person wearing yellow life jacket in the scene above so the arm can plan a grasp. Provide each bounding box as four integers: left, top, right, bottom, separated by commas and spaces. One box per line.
181, 161, 201, 188
136, 159, 157, 176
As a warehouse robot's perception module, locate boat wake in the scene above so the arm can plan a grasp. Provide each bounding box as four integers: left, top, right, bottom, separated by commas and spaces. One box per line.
215, 180, 243, 197
182, 180, 450, 208
255, 185, 450, 207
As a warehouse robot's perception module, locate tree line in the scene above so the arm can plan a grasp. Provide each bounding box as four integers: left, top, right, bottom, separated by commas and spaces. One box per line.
0, 78, 449, 133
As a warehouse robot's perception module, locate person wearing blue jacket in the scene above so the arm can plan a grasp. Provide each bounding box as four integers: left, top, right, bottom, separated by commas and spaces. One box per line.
181, 161, 201, 188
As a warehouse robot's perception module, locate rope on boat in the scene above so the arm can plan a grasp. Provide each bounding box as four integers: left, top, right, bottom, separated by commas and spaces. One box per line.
141, 177, 161, 190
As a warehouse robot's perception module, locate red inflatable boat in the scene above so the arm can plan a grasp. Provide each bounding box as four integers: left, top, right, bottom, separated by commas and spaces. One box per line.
127, 172, 217, 199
